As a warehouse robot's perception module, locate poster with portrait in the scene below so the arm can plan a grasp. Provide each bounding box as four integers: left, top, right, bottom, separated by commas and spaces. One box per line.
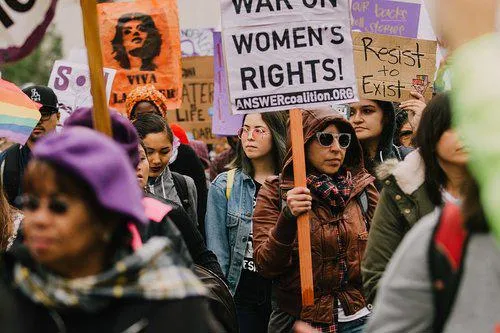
97, 0, 182, 113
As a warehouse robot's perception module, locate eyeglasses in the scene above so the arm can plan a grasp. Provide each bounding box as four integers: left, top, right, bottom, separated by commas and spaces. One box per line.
237, 127, 269, 140
315, 132, 351, 149
18, 195, 69, 215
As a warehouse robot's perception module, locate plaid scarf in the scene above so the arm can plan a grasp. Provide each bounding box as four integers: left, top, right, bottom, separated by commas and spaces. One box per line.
307, 169, 353, 213
13, 237, 206, 312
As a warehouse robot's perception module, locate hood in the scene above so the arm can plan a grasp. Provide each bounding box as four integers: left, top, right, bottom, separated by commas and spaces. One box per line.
375, 100, 397, 163
375, 149, 425, 195
282, 108, 365, 181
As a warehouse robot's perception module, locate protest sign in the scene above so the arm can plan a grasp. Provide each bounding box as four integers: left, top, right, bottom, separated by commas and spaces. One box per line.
97, 0, 182, 113
212, 31, 243, 136
0, 0, 58, 64
351, 0, 421, 38
221, 0, 358, 114
181, 28, 214, 57
353, 31, 437, 102
48, 60, 116, 126
168, 56, 221, 144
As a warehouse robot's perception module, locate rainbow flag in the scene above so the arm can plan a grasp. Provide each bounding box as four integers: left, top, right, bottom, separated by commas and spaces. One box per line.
0, 79, 41, 145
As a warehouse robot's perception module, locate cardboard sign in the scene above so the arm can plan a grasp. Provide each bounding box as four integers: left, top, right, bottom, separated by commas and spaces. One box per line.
353, 31, 437, 102
48, 60, 116, 126
351, 0, 421, 38
221, 0, 358, 114
181, 28, 215, 57
167, 56, 221, 144
0, 0, 57, 63
97, 0, 182, 112
212, 32, 243, 136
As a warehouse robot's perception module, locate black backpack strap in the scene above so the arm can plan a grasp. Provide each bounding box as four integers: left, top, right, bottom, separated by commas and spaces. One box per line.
1, 145, 22, 205
171, 172, 191, 211
428, 203, 470, 333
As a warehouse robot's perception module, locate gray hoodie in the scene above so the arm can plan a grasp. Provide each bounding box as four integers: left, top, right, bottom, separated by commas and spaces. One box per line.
367, 209, 500, 333
148, 167, 198, 225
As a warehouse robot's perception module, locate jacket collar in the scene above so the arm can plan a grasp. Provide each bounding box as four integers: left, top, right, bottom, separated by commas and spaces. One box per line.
376, 149, 425, 195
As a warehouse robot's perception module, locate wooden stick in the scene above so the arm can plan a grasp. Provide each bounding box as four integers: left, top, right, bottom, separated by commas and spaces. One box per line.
80, 0, 112, 137
289, 108, 314, 306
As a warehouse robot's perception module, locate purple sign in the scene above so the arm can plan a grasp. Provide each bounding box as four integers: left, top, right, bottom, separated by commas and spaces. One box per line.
212, 31, 243, 136
351, 0, 421, 38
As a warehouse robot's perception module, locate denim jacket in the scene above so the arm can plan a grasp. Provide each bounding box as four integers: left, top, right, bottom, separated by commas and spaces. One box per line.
205, 169, 255, 295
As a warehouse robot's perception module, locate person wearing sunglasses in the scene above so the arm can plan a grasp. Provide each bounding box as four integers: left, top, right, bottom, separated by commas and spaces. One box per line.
0, 85, 60, 206
205, 111, 288, 333
0, 127, 210, 332
253, 108, 379, 333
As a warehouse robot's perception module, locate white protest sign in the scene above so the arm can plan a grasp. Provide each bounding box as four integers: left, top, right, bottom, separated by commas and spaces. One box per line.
48, 60, 116, 126
221, 0, 358, 114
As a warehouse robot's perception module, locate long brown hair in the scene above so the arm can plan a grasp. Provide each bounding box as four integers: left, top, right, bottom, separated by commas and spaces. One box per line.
0, 181, 13, 250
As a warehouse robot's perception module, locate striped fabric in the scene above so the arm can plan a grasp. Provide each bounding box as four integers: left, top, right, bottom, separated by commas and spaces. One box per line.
0, 79, 41, 145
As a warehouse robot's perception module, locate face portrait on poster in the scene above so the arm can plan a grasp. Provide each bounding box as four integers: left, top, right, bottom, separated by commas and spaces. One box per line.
111, 12, 163, 71
98, 0, 182, 112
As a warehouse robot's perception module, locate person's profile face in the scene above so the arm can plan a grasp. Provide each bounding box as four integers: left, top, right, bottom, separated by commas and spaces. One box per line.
122, 20, 147, 51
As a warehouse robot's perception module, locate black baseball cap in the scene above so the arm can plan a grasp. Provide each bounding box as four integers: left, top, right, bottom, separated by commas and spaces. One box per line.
22, 85, 59, 114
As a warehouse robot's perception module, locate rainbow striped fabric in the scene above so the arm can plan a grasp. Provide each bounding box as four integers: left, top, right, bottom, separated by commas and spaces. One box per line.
0, 79, 41, 145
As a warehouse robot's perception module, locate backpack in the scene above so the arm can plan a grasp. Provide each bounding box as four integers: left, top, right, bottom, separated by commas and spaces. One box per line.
428, 203, 470, 333
171, 171, 191, 212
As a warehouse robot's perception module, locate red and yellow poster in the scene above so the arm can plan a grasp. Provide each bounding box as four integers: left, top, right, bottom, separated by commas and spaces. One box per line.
97, 0, 182, 112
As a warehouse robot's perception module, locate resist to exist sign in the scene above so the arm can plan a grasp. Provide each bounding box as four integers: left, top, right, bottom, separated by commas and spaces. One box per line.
353, 31, 437, 102
220, 0, 358, 114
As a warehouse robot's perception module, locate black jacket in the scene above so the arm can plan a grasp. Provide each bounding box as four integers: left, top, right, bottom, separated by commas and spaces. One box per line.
0, 250, 211, 333
143, 193, 225, 281
0, 144, 31, 205
169, 144, 208, 239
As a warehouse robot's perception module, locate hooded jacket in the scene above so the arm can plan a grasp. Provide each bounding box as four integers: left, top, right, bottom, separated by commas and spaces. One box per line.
361, 150, 435, 304
253, 110, 379, 325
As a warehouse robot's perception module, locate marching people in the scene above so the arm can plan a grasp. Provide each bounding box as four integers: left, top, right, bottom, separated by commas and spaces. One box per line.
362, 93, 468, 304
0, 128, 210, 332
126, 85, 209, 237
64, 106, 224, 279
253, 109, 379, 333
134, 113, 199, 225
367, 1, 500, 330
0, 86, 60, 205
205, 111, 288, 333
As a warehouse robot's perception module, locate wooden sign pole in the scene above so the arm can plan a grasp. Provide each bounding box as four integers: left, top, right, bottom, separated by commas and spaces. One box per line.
80, 0, 112, 137
289, 108, 314, 306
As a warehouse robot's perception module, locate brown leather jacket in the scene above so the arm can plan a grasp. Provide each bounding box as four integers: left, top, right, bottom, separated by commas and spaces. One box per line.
253, 110, 379, 325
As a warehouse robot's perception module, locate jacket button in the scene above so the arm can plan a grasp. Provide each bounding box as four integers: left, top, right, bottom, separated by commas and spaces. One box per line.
385, 180, 391, 185
395, 195, 402, 201
404, 209, 411, 214
241, 237, 247, 243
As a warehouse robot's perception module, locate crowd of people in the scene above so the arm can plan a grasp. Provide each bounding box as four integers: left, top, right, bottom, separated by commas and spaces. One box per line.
0, 0, 499, 332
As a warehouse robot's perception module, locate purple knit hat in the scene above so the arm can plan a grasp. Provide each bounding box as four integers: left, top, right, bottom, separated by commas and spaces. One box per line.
64, 107, 140, 168
32, 127, 147, 225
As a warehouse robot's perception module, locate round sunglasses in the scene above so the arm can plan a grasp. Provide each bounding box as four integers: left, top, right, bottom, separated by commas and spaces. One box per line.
315, 132, 351, 149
